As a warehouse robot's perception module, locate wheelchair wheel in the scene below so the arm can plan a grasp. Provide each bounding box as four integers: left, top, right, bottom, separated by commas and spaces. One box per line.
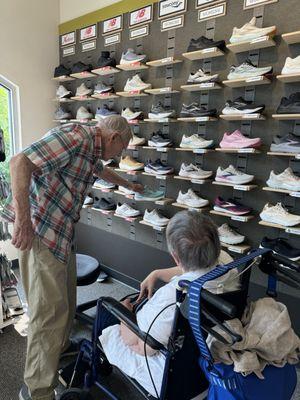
59, 388, 93, 400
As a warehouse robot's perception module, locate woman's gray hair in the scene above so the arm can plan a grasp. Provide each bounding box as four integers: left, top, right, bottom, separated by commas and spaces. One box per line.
97, 115, 132, 144
166, 211, 221, 271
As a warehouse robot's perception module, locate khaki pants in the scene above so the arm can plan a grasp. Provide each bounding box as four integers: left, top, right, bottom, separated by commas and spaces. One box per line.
19, 236, 77, 400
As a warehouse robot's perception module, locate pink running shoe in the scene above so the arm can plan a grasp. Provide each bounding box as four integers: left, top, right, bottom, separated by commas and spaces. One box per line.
220, 130, 261, 149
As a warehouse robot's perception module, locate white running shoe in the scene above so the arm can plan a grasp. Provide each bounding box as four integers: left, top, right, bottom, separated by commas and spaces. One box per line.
260, 203, 300, 227
76, 106, 93, 120
281, 56, 300, 75
218, 224, 245, 245
230, 17, 276, 44
216, 165, 254, 184
76, 83, 93, 97
124, 74, 151, 92
177, 189, 209, 208
118, 186, 136, 195
129, 134, 146, 147
56, 85, 72, 99
266, 168, 300, 192
187, 69, 219, 84
115, 203, 140, 218
227, 60, 272, 80
121, 107, 142, 121
143, 209, 170, 226
83, 195, 94, 206
179, 163, 213, 179
180, 134, 213, 149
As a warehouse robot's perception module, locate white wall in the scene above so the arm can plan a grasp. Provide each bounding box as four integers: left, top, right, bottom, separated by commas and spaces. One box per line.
0, 0, 60, 148
60, 0, 122, 23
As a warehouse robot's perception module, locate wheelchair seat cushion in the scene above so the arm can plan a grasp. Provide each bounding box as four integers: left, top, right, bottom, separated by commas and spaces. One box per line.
76, 254, 100, 284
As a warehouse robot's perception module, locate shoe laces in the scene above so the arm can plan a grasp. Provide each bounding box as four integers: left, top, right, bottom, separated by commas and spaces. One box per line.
284, 168, 299, 180
187, 189, 199, 199
273, 203, 290, 216
226, 165, 244, 175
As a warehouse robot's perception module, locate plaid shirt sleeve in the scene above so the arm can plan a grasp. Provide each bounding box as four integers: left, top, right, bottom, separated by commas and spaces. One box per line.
93, 160, 104, 176
23, 126, 82, 175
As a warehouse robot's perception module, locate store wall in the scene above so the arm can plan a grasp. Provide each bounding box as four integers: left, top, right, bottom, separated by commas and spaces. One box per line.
0, 0, 59, 148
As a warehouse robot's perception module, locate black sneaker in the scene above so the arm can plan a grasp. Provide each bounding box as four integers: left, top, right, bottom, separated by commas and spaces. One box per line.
277, 92, 300, 114
94, 197, 116, 211
261, 237, 300, 261
148, 102, 176, 119
144, 159, 174, 175
148, 131, 173, 148
54, 64, 71, 78
60, 339, 81, 359
71, 61, 93, 74
187, 36, 226, 52
223, 97, 265, 115
180, 103, 217, 118
97, 51, 117, 68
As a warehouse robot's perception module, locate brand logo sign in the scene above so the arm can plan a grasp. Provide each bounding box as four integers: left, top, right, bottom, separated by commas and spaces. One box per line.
61, 31, 76, 47
80, 25, 97, 42
103, 15, 123, 35
158, 0, 187, 19
161, 14, 185, 31
198, 2, 226, 21
129, 5, 153, 27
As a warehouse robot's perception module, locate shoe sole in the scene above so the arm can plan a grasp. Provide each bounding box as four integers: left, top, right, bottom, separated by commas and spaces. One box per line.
179, 172, 213, 179
219, 236, 245, 245
148, 140, 172, 147
115, 211, 140, 218
260, 215, 300, 227
119, 165, 144, 171
143, 218, 169, 227
177, 200, 209, 208
230, 27, 276, 43
266, 181, 300, 192
148, 112, 174, 119
215, 176, 254, 184
144, 166, 174, 175
228, 67, 272, 80
214, 205, 250, 215
179, 141, 213, 149
135, 195, 164, 201
222, 107, 263, 115
270, 144, 300, 153
120, 57, 146, 65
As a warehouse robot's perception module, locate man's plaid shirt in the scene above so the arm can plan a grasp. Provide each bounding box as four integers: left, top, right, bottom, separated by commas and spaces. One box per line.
2, 124, 103, 263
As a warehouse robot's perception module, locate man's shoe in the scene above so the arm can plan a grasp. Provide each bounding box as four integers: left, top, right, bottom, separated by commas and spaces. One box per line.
60, 340, 81, 358
144, 159, 174, 175
216, 165, 254, 185
56, 85, 72, 99
260, 237, 300, 261
19, 384, 56, 400
218, 224, 245, 245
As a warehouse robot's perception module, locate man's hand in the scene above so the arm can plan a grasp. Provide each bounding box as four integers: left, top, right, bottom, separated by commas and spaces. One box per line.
129, 183, 144, 193
137, 270, 159, 302
12, 217, 35, 251
121, 298, 134, 311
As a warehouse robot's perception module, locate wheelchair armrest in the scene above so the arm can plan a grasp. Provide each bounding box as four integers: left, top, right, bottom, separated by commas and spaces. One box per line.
101, 297, 165, 351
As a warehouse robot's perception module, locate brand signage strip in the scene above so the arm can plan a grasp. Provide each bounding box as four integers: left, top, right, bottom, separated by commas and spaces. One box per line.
104, 33, 121, 47
62, 45, 75, 57
158, 0, 187, 19
103, 15, 123, 36
80, 24, 97, 42
130, 25, 149, 40
82, 40, 96, 52
129, 5, 153, 27
198, 2, 226, 21
244, 0, 278, 9
161, 14, 185, 31
61, 31, 76, 47
195, 0, 224, 9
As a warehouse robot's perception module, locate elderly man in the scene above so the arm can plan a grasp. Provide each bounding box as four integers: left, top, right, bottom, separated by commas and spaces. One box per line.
1, 116, 142, 400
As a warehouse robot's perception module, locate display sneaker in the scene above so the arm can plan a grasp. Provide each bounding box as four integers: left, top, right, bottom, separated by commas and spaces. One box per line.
129, 134, 146, 147
115, 203, 140, 218
227, 59, 272, 80
148, 131, 173, 147
180, 103, 217, 118
276, 92, 300, 114
180, 134, 213, 149
179, 163, 213, 179
93, 179, 116, 189
214, 197, 251, 215
118, 186, 135, 195
187, 36, 226, 52
54, 64, 71, 78
119, 156, 144, 171
56, 85, 72, 99
266, 167, 300, 191
222, 97, 265, 115
120, 48, 146, 65
124, 74, 151, 92
97, 51, 116, 68
177, 189, 209, 208
76, 106, 93, 120
270, 133, 300, 153
71, 61, 92, 74
260, 203, 300, 227
76, 83, 93, 97
187, 68, 219, 84
121, 107, 143, 121
218, 223, 245, 245
83, 194, 94, 206
93, 82, 114, 94
143, 209, 170, 227
260, 237, 300, 262
148, 102, 175, 119
95, 105, 118, 119
229, 17, 276, 44
135, 186, 165, 201
220, 130, 261, 149
281, 56, 300, 75
144, 159, 174, 175
102, 159, 115, 167
216, 165, 254, 185
54, 107, 71, 120
93, 197, 116, 211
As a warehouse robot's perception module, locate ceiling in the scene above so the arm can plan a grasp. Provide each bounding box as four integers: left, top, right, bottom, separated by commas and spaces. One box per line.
60, 0, 122, 23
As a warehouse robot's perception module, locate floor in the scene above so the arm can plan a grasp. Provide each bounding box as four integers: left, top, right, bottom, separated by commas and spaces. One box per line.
0, 273, 299, 400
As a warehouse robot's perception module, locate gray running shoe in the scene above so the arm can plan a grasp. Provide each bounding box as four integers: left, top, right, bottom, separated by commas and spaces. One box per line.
148, 102, 175, 119
120, 48, 146, 65
94, 82, 114, 94
95, 105, 118, 119
54, 106, 71, 120
76, 106, 93, 120
228, 59, 272, 80
270, 134, 300, 153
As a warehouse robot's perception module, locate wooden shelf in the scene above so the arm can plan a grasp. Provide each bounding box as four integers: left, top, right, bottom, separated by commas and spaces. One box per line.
155, 198, 174, 206
220, 114, 265, 121
142, 146, 173, 152
272, 114, 300, 120
222, 75, 271, 88
177, 116, 217, 122
175, 148, 213, 154
277, 73, 300, 83
139, 220, 166, 231
70, 71, 97, 79
215, 148, 260, 154
91, 66, 120, 76
181, 82, 221, 92
182, 47, 225, 61
213, 181, 257, 191
116, 63, 148, 71
226, 35, 276, 54
52, 75, 75, 82
146, 57, 182, 67
52, 98, 75, 103
210, 210, 254, 222
144, 118, 177, 123
114, 213, 141, 222
172, 203, 209, 212
267, 151, 300, 159
115, 168, 143, 175
116, 91, 149, 98
70, 96, 96, 101
142, 172, 174, 180
92, 93, 119, 99
144, 87, 180, 95
282, 31, 300, 45
262, 187, 300, 198
174, 176, 211, 185
220, 242, 250, 254
259, 220, 300, 235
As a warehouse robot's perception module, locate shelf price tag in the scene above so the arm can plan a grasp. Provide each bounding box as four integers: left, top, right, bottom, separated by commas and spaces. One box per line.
295, 154, 300, 160
285, 228, 300, 236
191, 179, 205, 184
195, 117, 209, 122
158, 118, 170, 123
161, 57, 173, 63
250, 35, 268, 44
159, 87, 172, 92
243, 114, 260, 119
228, 246, 243, 254
233, 185, 248, 191
193, 149, 206, 154
202, 47, 216, 53
231, 216, 247, 222
246, 76, 263, 82
200, 82, 215, 88
157, 148, 168, 152
290, 192, 300, 198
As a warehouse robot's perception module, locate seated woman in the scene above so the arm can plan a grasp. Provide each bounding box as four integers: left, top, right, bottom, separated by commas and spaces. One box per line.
99, 211, 240, 398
